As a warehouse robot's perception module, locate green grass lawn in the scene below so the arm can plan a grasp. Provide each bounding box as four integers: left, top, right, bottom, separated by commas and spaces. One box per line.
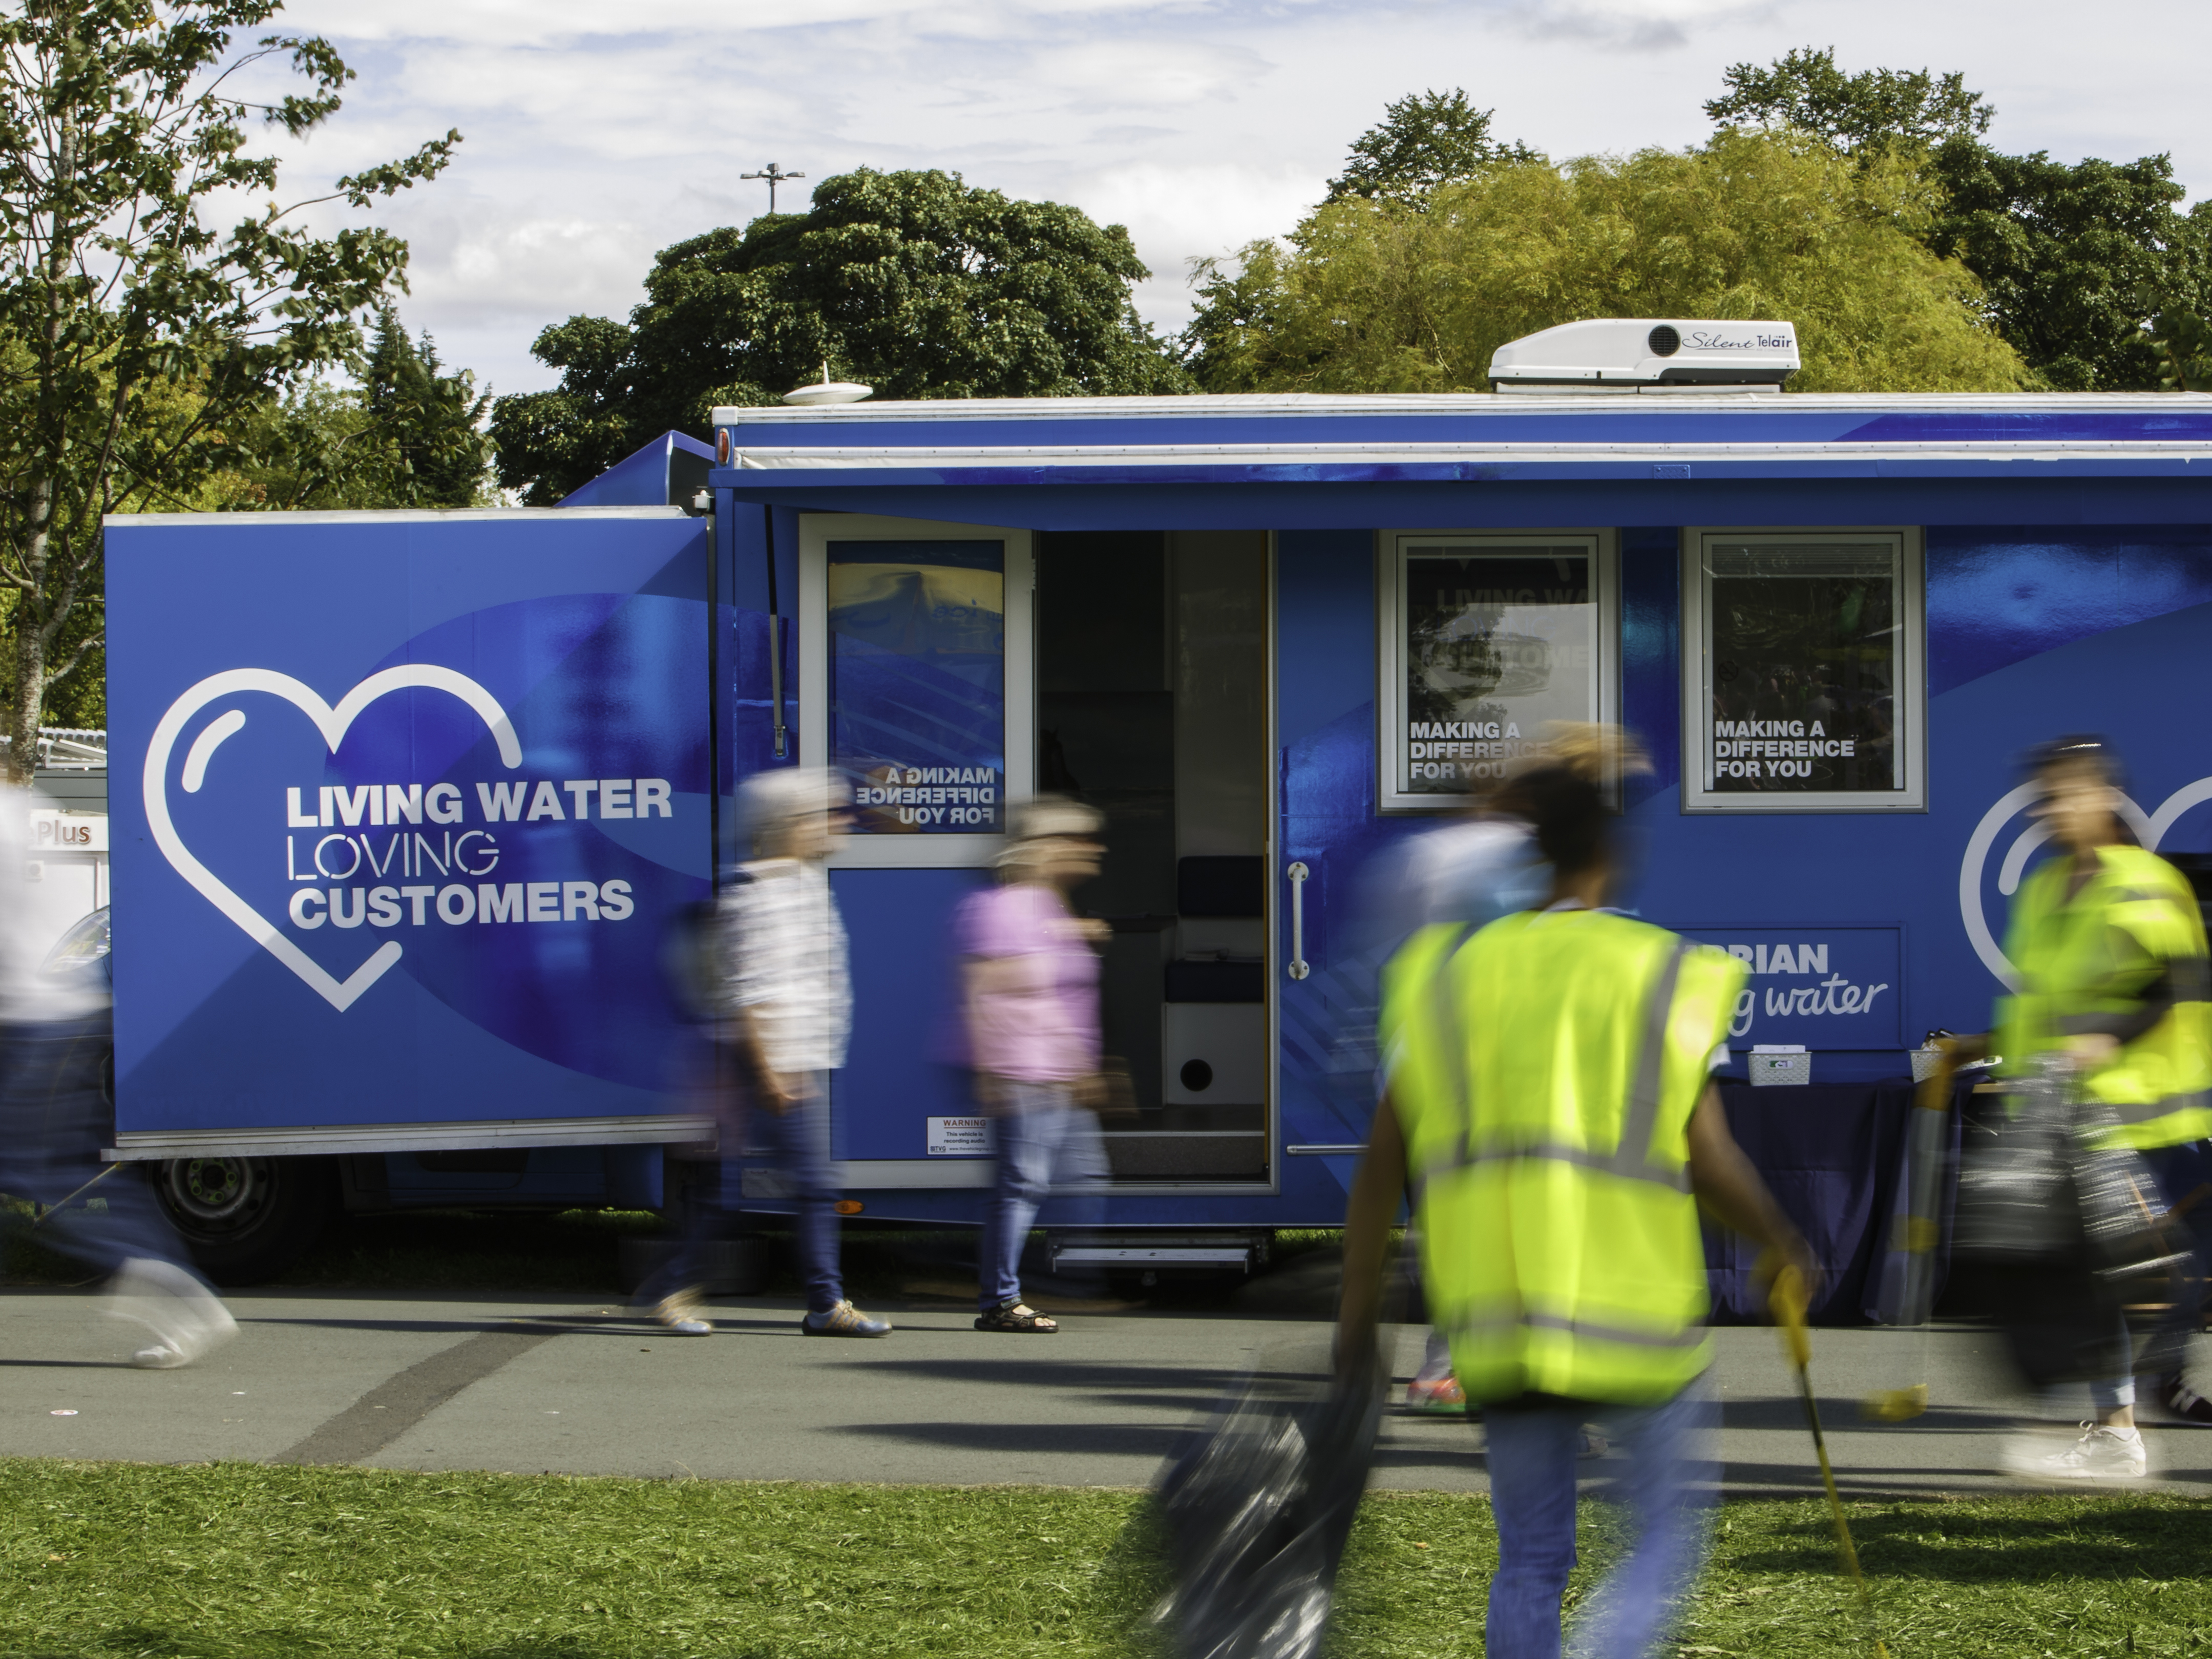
6, 1460, 2208, 1658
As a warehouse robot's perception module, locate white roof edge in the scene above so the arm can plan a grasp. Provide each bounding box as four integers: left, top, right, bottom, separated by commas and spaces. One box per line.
727, 440, 2212, 469
104, 506, 691, 528
712, 391, 2212, 425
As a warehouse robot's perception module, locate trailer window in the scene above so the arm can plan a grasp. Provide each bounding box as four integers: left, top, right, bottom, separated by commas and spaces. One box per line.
1376, 530, 1617, 812
1683, 529, 1925, 813
827, 540, 1006, 836
797, 515, 1035, 868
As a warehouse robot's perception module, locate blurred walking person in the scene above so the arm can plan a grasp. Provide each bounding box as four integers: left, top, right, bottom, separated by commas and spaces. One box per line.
1944, 737, 2211, 1478
652, 767, 889, 1339
958, 796, 1112, 1333
1356, 724, 1646, 1415
1339, 761, 1816, 1658
0, 787, 236, 1367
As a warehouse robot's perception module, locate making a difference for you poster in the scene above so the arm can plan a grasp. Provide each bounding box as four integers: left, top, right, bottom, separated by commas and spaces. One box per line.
107, 512, 714, 1135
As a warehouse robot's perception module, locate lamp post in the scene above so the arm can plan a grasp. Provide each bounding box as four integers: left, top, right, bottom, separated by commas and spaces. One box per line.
740, 162, 806, 214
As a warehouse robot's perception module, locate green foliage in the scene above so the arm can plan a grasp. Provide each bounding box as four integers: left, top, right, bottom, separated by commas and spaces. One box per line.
6, 1462, 2212, 1657
491, 167, 1191, 507
484, 314, 646, 508
1709, 48, 2212, 391
359, 308, 494, 506
1184, 132, 2027, 396
1323, 88, 1538, 207
2149, 306, 2212, 392
1704, 45, 1995, 153
0, 1, 456, 774
1927, 144, 2210, 390
212, 309, 492, 511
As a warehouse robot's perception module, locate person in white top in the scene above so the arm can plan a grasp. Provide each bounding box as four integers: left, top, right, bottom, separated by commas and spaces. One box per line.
644, 768, 889, 1339
0, 784, 236, 1367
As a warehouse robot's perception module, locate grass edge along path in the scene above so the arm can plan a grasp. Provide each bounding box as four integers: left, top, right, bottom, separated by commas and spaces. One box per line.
6, 1459, 2211, 1657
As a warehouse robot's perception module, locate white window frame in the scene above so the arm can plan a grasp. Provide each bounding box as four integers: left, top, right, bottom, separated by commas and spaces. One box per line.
799, 513, 1035, 869
1681, 526, 1926, 814
1376, 528, 1618, 814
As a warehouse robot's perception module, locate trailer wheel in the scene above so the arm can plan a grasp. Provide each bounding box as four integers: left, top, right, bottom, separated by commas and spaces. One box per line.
156, 1156, 334, 1286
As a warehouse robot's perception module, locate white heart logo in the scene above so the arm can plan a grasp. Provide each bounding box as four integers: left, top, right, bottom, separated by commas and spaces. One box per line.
143, 666, 522, 1012
1958, 774, 2212, 989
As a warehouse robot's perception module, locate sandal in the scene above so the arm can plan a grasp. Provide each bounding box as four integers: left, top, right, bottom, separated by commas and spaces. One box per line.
975, 1299, 1058, 1333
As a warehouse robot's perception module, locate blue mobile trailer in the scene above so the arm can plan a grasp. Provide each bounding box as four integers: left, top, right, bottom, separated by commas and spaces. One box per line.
105, 381, 2212, 1275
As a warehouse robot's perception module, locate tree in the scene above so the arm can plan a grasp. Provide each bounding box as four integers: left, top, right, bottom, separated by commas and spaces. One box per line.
1926, 146, 2208, 390
211, 309, 492, 512
1183, 131, 2026, 396
1703, 46, 1993, 153
0, 1, 456, 775
2149, 304, 2212, 393
359, 308, 491, 507
1707, 48, 2211, 389
1323, 88, 1537, 206
493, 169, 1189, 505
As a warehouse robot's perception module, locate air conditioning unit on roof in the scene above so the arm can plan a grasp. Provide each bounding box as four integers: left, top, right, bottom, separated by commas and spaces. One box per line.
1488, 319, 1799, 393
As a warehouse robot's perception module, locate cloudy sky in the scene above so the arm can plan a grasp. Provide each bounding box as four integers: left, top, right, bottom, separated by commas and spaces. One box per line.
268, 0, 2210, 400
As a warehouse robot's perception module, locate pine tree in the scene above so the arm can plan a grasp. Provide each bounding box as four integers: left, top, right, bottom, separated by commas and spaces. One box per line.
363, 307, 492, 507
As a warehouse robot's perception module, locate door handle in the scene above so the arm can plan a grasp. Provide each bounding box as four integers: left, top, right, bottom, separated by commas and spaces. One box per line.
1286, 861, 1310, 980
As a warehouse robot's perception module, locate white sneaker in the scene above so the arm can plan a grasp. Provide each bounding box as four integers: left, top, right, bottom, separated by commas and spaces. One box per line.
655, 1289, 712, 1336
104, 1258, 238, 1370
2004, 1422, 2149, 1483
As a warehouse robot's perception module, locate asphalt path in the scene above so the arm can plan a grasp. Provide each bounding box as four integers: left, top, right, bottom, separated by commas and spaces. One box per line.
8, 1277, 2212, 1496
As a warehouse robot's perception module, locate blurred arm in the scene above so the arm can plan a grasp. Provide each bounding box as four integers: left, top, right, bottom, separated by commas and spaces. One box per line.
730, 1004, 798, 1114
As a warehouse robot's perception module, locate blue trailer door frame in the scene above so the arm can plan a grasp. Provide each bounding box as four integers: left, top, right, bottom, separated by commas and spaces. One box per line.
751, 514, 1307, 1217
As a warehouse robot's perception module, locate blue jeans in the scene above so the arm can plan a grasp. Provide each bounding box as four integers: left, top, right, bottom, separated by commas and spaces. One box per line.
0, 1016, 200, 1282
744, 1078, 843, 1316
978, 1084, 1107, 1311
1482, 1377, 1719, 1659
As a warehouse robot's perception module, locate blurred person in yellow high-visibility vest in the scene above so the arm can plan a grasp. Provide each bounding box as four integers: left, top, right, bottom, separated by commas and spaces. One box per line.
1946, 736, 2212, 1477
1339, 759, 1816, 1659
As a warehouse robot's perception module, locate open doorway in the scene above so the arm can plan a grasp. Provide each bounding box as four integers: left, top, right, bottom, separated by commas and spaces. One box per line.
1036, 530, 1270, 1183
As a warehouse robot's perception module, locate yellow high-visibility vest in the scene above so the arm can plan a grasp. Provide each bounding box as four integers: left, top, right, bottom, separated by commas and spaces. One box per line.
1996, 844, 2212, 1150
1381, 908, 1744, 1406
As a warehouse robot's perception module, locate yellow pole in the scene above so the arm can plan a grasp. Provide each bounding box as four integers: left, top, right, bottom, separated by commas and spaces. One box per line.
1771, 1263, 1894, 1659
1865, 1055, 1956, 1421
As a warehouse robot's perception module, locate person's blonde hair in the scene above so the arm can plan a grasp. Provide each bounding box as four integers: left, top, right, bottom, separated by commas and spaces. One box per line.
996, 794, 1104, 880
1536, 722, 1651, 785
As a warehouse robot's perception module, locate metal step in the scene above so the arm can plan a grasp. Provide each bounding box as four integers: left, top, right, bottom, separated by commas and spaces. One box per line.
1047, 1231, 1268, 1274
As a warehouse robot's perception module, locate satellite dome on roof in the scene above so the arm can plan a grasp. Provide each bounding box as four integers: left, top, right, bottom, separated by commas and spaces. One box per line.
783, 360, 873, 406
1488, 319, 1798, 393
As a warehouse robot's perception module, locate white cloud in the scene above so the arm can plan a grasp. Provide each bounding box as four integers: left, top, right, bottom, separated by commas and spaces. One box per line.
251, 0, 2211, 400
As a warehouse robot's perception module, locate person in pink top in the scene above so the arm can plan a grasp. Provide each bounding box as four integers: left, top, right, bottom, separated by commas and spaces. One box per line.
955, 795, 1112, 1333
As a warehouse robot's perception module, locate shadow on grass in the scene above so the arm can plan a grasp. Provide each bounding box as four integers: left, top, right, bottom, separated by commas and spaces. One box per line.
1731, 1496, 2212, 1582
